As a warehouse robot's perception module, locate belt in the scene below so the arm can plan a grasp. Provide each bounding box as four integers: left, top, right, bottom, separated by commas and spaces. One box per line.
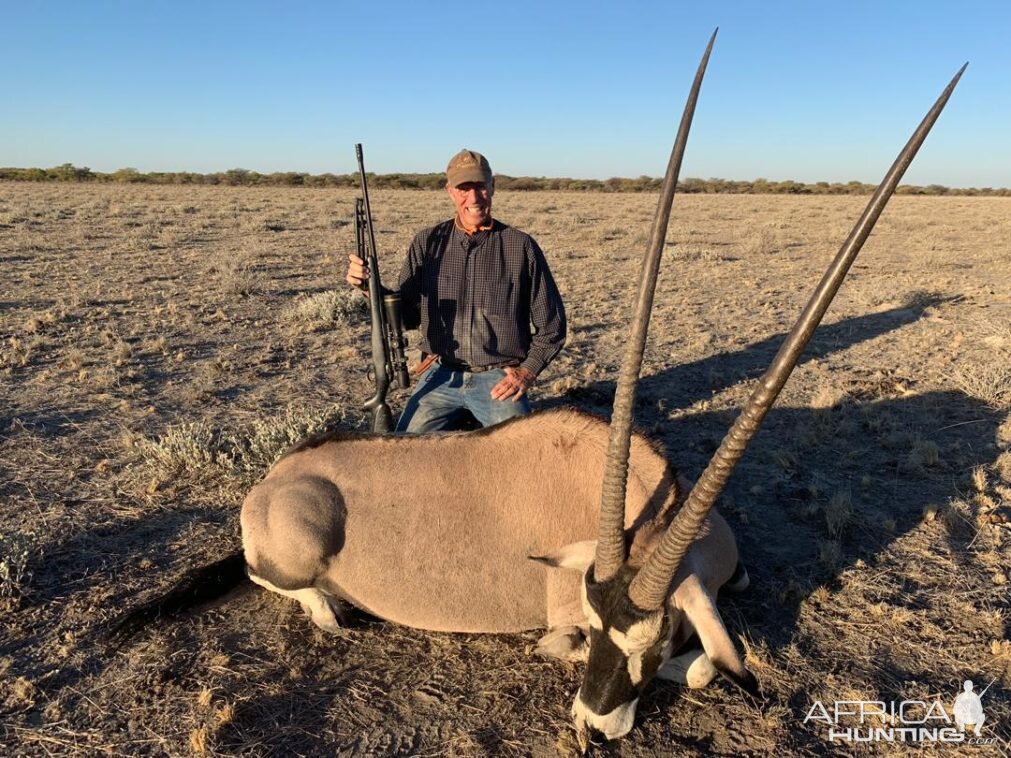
438, 358, 517, 374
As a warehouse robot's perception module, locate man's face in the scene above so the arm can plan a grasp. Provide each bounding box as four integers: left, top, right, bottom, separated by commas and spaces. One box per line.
447, 180, 494, 230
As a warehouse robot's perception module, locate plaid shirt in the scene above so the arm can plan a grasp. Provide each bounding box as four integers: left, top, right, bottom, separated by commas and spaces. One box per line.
397, 218, 566, 376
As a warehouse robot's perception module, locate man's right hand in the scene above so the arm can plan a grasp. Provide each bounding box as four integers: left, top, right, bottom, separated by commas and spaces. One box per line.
346, 253, 369, 291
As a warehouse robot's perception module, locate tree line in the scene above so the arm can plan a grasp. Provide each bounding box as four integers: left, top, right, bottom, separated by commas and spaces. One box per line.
0, 163, 1006, 196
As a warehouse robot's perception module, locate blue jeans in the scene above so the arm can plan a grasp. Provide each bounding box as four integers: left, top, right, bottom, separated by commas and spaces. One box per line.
396, 363, 531, 433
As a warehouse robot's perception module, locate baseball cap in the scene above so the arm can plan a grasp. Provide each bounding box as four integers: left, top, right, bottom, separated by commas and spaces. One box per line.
446, 149, 493, 187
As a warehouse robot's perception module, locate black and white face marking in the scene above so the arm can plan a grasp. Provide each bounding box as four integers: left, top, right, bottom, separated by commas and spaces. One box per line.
571, 567, 674, 741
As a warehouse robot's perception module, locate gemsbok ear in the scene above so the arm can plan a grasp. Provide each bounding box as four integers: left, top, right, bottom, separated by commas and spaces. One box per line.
528, 540, 597, 571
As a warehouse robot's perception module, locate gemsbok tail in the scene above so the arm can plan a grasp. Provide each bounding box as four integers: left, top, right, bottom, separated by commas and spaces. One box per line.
106, 550, 247, 646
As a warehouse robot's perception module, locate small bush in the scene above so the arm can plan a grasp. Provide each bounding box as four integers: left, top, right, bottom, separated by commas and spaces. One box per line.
209, 248, 258, 296
906, 438, 941, 470
824, 489, 852, 537
282, 289, 367, 331
222, 404, 362, 472
140, 403, 364, 476
744, 226, 778, 256
139, 422, 229, 474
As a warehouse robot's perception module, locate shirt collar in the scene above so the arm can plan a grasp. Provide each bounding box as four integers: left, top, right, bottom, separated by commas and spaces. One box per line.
453, 215, 494, 236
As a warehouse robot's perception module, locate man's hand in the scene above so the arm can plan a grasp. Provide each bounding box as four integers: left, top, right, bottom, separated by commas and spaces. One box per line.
346, 253, 369, 291
491, 366, 536, 402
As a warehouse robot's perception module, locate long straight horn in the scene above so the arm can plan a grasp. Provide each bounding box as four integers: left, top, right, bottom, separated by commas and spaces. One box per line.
629, 63, 968, 609
594, 29, 718, 583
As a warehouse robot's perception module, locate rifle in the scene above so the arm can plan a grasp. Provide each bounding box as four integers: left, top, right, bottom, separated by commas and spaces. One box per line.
355, 143, 410, 433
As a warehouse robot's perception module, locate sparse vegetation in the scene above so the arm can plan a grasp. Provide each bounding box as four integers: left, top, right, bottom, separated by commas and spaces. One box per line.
2, 183, 1010, 755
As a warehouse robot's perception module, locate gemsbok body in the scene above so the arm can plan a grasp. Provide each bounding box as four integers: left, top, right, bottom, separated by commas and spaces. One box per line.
240, 408, 747, 671
111, 30, 965, 747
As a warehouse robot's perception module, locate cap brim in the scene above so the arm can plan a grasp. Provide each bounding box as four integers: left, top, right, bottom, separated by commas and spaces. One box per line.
448, 169, 493, 187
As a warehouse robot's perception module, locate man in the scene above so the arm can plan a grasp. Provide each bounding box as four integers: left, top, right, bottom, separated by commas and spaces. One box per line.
346, 149, 566, 432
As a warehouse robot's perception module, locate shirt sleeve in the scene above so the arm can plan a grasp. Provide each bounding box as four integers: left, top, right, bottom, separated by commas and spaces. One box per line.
521, 237, 566, 377
396, 234, 424, 331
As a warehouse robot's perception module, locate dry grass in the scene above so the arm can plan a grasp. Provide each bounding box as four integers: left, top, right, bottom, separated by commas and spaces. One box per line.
281, 288, 367, 332
953, 363, 1011, 410
2, 183, 1010, 755
0, 531, 35, 606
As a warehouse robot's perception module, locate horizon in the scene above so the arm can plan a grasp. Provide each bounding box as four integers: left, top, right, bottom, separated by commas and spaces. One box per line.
3, 164, 1007, 192
3, 1, 1008, 188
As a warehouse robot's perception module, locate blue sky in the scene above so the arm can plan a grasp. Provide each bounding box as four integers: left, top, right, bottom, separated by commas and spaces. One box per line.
2, 1, 1007, 187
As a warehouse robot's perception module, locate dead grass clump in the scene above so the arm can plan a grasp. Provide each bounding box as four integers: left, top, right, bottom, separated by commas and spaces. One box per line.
824, 489, 852, 537
991, 639, 1011, 659
971, 464, 989, 493
995, 451, 1011, 481
215, 703, 235, 725
197, 687, 214, 707
0, 531, 35, 606
769, 448, 798, 475
23, 309, 60, 334
925, 498, 973, 537
113, 340, 132, 366
739, 637, 781, 683
817, 540, 841, 571
209, 247, 259, 295
141, 335, 168, 356
952, 363, 1011, 410
743, 226, 778, 256
282, 289, 367, 331
901, 289, 943, 312
999, 416, 1011, 448
971, 311, 1011, 348
189, 726, 209, 754
667, 247, 722, 263
2, 677, 37, 710
3, 336, 48, 369
905, 438, 941, 470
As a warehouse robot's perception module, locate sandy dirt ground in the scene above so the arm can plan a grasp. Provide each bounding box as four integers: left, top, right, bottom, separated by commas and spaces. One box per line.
1, 183, 1010, 756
